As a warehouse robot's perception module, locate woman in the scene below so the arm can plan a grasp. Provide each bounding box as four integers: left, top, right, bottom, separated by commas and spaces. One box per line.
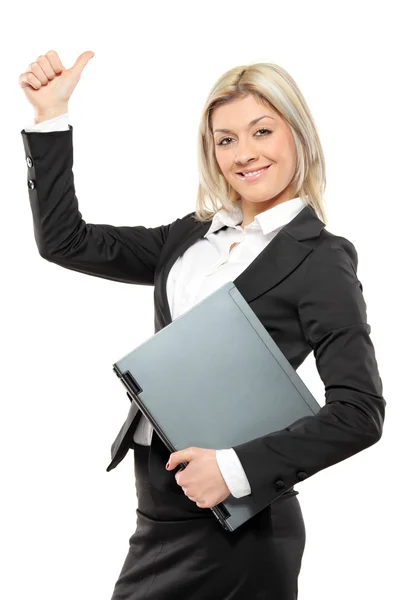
19, 51, 385, 599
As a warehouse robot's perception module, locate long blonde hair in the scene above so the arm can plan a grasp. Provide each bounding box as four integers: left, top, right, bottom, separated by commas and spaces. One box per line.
194, 63, 328, 225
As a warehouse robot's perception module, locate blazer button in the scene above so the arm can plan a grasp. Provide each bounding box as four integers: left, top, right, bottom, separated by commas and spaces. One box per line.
28, 179, 35, 189
26, 156, 33, 167
275, 479, 285, 490
297, 471, 308, 481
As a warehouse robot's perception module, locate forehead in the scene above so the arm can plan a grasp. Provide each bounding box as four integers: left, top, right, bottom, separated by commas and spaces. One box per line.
211, 94, 278, 128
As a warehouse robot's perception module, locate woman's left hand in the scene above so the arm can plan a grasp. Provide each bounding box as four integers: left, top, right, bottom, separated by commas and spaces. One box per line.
166, 447, 231, 508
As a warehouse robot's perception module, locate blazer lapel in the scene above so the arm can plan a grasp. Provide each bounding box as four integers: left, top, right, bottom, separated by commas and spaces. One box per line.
155, 203, 325, 328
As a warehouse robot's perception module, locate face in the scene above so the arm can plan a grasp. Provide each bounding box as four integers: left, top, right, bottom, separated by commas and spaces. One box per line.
211, 94, 298, 215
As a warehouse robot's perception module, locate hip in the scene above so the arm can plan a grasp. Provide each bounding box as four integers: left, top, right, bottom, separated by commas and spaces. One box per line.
110, 442, 306, 599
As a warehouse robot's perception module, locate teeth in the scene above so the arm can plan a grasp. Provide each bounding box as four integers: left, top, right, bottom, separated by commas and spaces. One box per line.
240, 167, 266, 177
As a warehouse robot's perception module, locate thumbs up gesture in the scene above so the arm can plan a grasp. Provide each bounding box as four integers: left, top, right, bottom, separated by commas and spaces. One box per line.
19, 50, 94, 119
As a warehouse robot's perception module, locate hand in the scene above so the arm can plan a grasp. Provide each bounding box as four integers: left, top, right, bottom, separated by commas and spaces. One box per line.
19, 49, 94, 116
166, 447, 231, 509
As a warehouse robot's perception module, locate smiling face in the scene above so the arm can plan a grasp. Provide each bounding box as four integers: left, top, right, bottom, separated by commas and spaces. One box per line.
211, 94, 298, 218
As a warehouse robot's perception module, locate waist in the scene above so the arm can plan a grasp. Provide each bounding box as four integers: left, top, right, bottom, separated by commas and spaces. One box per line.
132, 441, 297, 520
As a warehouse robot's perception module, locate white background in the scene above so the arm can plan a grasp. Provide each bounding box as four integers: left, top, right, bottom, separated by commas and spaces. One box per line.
1, 1, 397, 598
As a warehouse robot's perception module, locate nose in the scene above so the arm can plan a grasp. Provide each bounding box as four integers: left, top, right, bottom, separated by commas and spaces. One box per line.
234, 143, 259, 168
235, 154, 259, 169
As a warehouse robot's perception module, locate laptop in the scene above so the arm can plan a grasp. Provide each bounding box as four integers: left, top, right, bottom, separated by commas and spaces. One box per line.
112, 281, 321, 532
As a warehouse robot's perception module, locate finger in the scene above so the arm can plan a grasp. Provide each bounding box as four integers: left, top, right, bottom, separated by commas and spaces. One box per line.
36, 54, 57, 80
26, 62, 49, 85
167, 448, 195, 470
19, 72, 42, 89
181, 486, 196, 502
45, 49, 65, 73
71, 51, 95, 78
175, 468, 185, 485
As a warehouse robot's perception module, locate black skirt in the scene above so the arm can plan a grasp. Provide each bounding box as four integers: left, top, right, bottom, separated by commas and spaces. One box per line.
109, 441, 306, 600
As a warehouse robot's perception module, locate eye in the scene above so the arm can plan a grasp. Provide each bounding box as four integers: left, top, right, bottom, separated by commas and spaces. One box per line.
217, 128, 272, 146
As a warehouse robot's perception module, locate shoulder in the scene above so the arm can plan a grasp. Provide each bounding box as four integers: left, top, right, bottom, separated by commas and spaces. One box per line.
310, 228, 359, 274
174, 211, 213, 234
296, 229, 367, 342
294, 229, 362, 304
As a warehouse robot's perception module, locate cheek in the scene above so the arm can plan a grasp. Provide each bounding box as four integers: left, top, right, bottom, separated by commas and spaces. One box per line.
217, 161, 226, 175
215, 147, 230, 167
216, 158, 231, 178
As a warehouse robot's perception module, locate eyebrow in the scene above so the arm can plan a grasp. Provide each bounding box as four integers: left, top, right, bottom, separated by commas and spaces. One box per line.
212, 115, 275, 134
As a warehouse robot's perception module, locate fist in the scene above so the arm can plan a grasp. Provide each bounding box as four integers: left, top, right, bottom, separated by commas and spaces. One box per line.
18, 49, 95, 114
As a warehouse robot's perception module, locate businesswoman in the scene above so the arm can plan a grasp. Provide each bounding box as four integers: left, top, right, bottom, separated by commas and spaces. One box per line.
19, 50, 385, 599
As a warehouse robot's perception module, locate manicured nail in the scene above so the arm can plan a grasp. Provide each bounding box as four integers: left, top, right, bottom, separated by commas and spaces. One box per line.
166, 462, 170, 469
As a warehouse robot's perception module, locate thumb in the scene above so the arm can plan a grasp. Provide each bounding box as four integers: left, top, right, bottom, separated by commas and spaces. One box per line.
71, 50, 95, 78
166, 449, 195, 470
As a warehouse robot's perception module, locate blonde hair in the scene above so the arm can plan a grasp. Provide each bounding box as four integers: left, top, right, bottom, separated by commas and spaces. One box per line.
194, 63, 328, 225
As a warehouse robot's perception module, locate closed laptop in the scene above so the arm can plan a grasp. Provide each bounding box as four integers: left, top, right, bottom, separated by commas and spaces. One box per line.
113, 281, 321, 531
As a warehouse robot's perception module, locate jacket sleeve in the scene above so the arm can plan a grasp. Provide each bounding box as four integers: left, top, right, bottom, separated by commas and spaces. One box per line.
21, 125, 177, 285
232, 236, 386, 507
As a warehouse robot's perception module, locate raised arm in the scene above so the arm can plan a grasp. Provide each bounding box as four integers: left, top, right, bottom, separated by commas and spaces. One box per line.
19, 49, 176, 285
21, 124, 175, 285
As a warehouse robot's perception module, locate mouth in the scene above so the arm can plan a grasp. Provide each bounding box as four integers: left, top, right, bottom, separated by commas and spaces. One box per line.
236, 165, 271, 182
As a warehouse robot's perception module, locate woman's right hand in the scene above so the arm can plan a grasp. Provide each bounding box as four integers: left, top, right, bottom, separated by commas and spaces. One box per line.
19, 49, 95, 117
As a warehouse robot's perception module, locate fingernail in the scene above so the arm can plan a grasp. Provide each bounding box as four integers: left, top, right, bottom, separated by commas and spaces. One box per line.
166, 462, 170, 470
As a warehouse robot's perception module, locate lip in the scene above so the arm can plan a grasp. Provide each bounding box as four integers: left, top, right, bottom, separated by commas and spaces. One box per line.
236, 165, 271, 182
236, 165, 271, 175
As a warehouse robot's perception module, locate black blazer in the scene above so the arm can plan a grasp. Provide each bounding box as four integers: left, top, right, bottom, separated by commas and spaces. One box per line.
22, 126, 385, 508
